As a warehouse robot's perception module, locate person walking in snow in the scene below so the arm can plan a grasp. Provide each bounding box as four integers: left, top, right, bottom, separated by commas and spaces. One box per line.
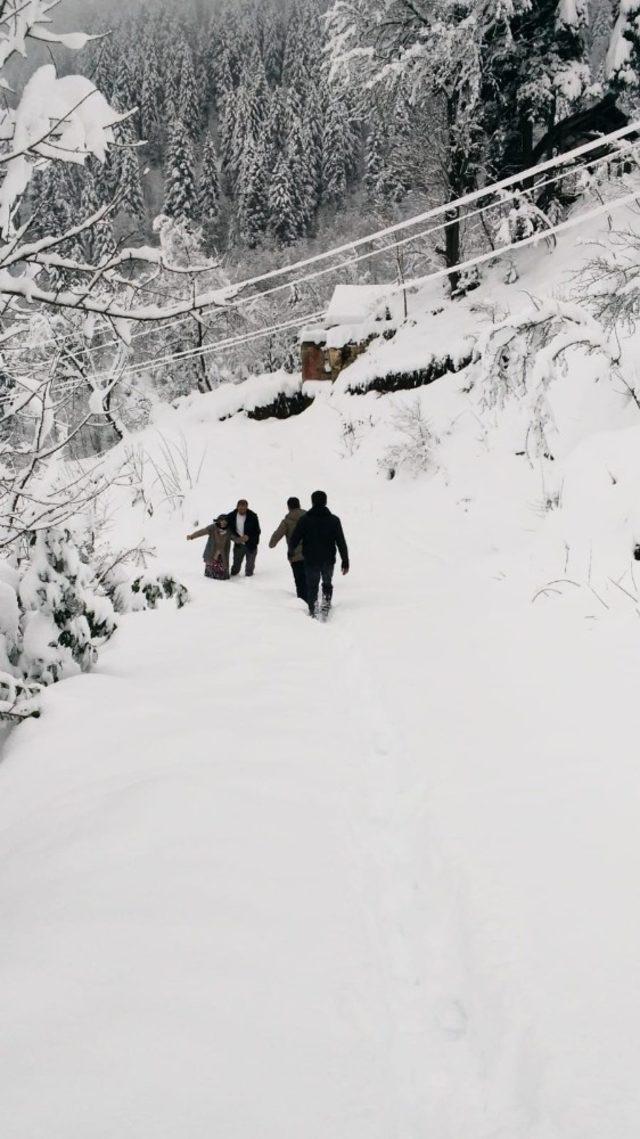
269, 496, 307, 601
187, 515, 247, 580
225, 499, 261, 577
290, 490, 349, 618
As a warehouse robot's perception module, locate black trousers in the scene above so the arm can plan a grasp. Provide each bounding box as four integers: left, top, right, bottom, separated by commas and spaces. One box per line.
231, 545, 257, 576
305, 561, 334, 614
290, 559, 307, 601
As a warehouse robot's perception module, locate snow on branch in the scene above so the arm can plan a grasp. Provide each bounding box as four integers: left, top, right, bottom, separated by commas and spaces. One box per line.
475, 299, 620, 460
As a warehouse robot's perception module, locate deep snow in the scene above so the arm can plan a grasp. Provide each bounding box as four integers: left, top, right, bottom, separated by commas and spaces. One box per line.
2, 202, 640, 1137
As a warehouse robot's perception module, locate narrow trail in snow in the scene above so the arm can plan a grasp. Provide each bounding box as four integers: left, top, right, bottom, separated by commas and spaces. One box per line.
0, 561, 422, 1139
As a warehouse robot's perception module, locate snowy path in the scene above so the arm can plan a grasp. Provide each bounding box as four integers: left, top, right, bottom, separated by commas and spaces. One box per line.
0, 566, 409, 1139
2, 396, 640, 1137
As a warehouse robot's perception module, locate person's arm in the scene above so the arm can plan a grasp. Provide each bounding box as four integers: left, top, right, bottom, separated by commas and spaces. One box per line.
335, 519, 349, 573
187, 525, 213, 541
269, 519, 287, 549
255, 514, 262, 545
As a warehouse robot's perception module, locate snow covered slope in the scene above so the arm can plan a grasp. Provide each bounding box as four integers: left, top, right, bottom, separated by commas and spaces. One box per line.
1, 199, 640, 1138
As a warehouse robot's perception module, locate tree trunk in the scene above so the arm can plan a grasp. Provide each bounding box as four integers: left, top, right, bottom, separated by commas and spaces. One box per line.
445, 205, 461, 293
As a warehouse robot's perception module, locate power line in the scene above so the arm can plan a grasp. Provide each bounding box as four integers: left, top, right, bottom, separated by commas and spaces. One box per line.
74, 184, 640, 388
3, 137, 635, 370
386, 186, 640, 297
1, 118, 638, 363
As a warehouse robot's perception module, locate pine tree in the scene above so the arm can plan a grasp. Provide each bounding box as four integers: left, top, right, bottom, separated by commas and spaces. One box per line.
264, 89, 286, 171
216, 48, 235, 107
80, 169, 115, 266
485, 0, 591, 176
195, 53, 211, 131
117, 145, 145, 220
219, 89, 238, 189
303, 84, 324, 217
237, 137, 269, 247
140, 48, 163, 163
227, 85, 254, 191
245, 49, 270, 137
268, 155, 301, 246
322, 93, 349, 207
365, 115, 385, 202
385, 93, 413, 202
262, 8, 283, 85
197, 134, 221, 250
178, 48, 200, 138
91, 36, 118, 102
287, 114, 311, 233
112, 57, 135, 117
163, 118, 198, 223
607, 1, 640, 94
166, 37, 186, 112
281, 18, 300, 87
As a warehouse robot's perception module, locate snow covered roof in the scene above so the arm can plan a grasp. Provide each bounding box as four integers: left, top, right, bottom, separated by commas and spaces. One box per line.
324, 284, 393, 327
299, 284, 398, 349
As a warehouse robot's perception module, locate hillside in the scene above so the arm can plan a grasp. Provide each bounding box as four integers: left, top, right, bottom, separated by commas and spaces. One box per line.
1, 188, 640, 1138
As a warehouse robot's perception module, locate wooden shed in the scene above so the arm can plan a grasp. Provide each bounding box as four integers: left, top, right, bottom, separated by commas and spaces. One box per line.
300, 285, 395, 383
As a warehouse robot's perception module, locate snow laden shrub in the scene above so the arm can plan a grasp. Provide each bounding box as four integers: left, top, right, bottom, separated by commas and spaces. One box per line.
380, 400, 439, 479
110, 572, 189, 615
83, 532, 191, 617
0, 571, 41, 721
18, 528, 116, 687
0, 527, 116, 720
476, 301, 619, 460
0, 527, 191, 721
132, 575, 189, 610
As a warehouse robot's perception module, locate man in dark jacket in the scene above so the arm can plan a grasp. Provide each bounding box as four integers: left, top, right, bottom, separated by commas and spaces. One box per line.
290, 490, 349, 617
269, 496, 307, 601
226, 499, 261, 577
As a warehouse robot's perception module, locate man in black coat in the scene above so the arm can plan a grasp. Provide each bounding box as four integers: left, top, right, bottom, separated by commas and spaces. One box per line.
290, 490, 349, 617
226, 499, 261, 577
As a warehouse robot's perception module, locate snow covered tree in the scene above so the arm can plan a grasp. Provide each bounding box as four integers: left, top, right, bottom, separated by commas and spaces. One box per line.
112, 58, 136, 126
178, 49, 200, 138
269, 155, 302, 246
322, 93, 349, 207
163, 119, 198, 223
198, 135, 222, 244
303, 84, 324, 210
17, 528, 117, 686
262, 9, 284, 84
365, 114, 386, 203
325, 0, 542, 283
80, 168, 115, 266
245, 48, 270, 135
117, 146, 145, 221
237, 138, 269, 247
607, 1, 640, 97
486, 0, 593, 176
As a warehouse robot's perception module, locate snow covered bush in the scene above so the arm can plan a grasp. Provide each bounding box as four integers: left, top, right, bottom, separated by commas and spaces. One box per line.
380, 400, 439, 479
0, 524, 190, 720
131, 574, 189, 611
0, 527, 115, 719
109, 572, 189, 615
476, 300, 619, 459
17, 528, 116, 686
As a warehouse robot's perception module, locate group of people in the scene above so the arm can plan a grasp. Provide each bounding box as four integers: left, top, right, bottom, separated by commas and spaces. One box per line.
187, 491, 349, 618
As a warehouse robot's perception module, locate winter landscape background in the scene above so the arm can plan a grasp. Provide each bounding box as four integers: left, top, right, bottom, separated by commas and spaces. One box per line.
1, 1, 640, 1136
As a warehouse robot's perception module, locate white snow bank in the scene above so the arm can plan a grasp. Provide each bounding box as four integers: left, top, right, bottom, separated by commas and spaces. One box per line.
152, 369, 304, 425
